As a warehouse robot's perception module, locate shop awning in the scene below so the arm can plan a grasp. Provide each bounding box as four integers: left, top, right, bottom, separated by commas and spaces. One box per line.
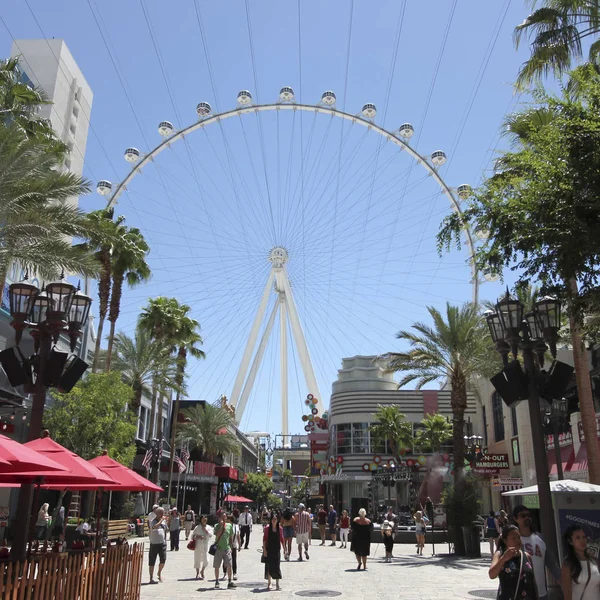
548, 444, 574, 477
502, 479, 600, 496
215, 466, 238, 481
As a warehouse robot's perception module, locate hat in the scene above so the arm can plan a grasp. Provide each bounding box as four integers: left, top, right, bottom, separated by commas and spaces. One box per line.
382, 520, 392, 531
298, 503, 305, 509
244, 505, 250, 509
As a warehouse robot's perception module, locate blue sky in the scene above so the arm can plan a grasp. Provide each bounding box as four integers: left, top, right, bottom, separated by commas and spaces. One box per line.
2, 0, 533, 435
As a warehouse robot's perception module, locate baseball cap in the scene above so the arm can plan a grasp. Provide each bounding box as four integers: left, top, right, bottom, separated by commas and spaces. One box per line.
298, 503, 305, 509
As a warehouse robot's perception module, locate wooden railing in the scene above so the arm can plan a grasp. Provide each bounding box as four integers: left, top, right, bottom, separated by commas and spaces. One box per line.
0, 542, 144, 600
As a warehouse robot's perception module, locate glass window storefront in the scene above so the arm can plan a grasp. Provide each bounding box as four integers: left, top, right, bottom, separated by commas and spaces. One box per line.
330, 422, 392, 455
352, 423, 369, 454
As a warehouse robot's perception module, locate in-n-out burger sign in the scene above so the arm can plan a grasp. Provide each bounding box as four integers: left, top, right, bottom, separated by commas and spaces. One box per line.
473, 454, 510, 475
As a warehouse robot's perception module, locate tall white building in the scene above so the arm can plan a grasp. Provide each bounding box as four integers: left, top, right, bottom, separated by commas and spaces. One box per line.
10, 39, 93, 192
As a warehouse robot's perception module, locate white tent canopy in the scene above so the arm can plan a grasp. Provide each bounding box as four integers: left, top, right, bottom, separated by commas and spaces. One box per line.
502, 479, 600, 496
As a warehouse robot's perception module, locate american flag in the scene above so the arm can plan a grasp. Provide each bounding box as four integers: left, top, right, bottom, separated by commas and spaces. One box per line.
142, 447, 153, 471
174, 453, 187, 474
180, 447, 190, 466
157, 439, 164, 462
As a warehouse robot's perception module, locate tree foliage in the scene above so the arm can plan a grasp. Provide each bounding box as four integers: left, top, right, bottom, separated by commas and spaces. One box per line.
44, 372, 137, 466
240, 472, 274, 507
438, 80, 600, 316
416, 413, 453, 453
368, 405, 414, 464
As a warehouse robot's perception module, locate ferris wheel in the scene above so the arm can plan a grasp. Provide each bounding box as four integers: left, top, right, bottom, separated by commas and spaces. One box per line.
97, 87, 495, 436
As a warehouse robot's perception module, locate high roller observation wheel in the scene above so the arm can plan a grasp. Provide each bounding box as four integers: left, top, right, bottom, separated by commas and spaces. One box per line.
96, 89, 485, 303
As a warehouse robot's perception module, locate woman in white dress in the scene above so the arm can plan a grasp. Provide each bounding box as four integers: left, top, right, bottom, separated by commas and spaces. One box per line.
192, 514, 214, 580
561, 525, 600, 600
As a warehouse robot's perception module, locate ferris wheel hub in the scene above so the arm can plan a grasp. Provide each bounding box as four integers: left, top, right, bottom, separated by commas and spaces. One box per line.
269, 247, 289, 268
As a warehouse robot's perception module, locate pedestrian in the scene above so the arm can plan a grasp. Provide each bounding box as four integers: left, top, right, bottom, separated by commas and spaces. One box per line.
239, 505, 253, 549
192, 514, 213, 580
425, 497, 434, 524
512, 504, 560, 600
317, 504, 327, 545
51, 505, 65, 542
339, 509, 350, 549
497, 509, 509, 530
294, 503, 311, 561
350, 508, 373, 571
560, 524, 600, 600
35, 503, 50, 540
384, 506, 397, 526
148, 503, 159, 535
485, 510, 500, 556
169, 508, 181, 551
183, 505, 195, 540
148, 507, 168, 584
489, 524, 538, 600
281, 507, 295, 560
213, 511, 236, 589
327, 504, 338, 546
222, 514, 240, 581
381, 520, 394, 562
413, 510, 427, 555
75, 518, 91, 543
263, 512, 284, 591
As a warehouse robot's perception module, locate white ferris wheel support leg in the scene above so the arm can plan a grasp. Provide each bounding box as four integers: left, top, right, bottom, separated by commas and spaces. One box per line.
235, 298, 279, 424
279, 295, 288, 438
277, 269, 322, 403
230, 269, 275, 409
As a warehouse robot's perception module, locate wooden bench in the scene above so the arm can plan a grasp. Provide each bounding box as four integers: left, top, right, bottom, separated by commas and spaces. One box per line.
106, 520, 133, 539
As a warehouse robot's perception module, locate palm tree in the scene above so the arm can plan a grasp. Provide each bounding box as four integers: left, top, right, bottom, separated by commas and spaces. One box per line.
381, 303, 493, 492
368, 405, 414, 466
110, 327, 178, 417
82, 208, 126, 373
416, 413, 453, 454
0, 123, 100, 291
176, 403, 239, 462
514, 1, 600, 86
105, 228, 151, 371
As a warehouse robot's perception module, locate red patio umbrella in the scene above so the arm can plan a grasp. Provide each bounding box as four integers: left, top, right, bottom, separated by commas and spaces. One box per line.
0, 434, 69, 482
63, 452, 162, 492
24, 435, 116, 488
223, 495, 253, 503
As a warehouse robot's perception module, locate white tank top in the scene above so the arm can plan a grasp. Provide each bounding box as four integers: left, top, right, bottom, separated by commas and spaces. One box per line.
571, 560, 600, 600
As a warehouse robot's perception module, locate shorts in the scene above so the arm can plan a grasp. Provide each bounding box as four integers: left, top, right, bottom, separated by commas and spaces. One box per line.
296, 532, 309, 546
328, 524, 336, 535
486, 528, 499, 539
213, 548, 232, 569
149, 544, 167, 566
283, 526, 295, 539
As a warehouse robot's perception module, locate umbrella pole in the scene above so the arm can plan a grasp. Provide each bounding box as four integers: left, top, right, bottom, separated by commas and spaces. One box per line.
181, 469, 188, 514
107, 490, 112, 522
27, 482, 41, 553
95, 489, 104, 550
175, 469, 181, 510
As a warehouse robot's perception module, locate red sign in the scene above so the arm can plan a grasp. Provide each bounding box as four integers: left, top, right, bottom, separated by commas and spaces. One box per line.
473, 453, 510, 476
193, 461, 216, 477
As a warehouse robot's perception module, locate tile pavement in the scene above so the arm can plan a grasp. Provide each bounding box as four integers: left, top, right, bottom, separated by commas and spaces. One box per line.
138, 533, 499, 600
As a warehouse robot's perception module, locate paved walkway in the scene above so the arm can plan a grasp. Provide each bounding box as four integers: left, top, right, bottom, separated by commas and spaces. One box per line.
139, 533, 499, 600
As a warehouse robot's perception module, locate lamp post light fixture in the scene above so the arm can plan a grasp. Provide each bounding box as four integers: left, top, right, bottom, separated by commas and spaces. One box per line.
464, 434, 484, 462
544, 397, 570, 481
485, 289, 562, 560
7, 274, 92, 560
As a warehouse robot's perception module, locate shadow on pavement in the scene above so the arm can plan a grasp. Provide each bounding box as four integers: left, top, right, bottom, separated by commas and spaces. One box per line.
385, 555, 490, 571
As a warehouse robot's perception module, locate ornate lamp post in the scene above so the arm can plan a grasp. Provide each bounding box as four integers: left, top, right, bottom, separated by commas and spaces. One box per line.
7, 274, 91, 559
464, 434, 484, 462
485, 292, 561, 559
543, 398, 570, 481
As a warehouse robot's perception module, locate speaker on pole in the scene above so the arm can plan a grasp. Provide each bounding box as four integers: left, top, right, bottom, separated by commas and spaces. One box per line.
0, 347, 31, 387
42, 349, 69, 388
540, 360, 574, 400
57, 356, 89, 393
490, 360, 529, 407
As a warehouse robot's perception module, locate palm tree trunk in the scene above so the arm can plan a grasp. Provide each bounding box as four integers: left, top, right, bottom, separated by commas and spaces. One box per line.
105, 272, 124, 372
167, 348, 186, 503
92, 249, 111, 373
568, 279, 600, 483
0, 257, 10, 307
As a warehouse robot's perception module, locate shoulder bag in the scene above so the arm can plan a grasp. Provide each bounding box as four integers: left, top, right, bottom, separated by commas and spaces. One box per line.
209, 524, 226, 556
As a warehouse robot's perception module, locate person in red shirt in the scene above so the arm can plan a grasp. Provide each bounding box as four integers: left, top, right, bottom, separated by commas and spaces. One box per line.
317, 505, 328, 546
339, 510, 350, 548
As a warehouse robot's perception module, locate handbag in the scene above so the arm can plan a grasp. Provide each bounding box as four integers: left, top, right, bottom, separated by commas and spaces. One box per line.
209, 524, 226, 556
187, 539, 195, 551
261, 555, 268, 564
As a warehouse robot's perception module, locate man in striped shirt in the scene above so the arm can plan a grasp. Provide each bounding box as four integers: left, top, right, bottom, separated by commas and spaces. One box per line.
294, 504, 311, 561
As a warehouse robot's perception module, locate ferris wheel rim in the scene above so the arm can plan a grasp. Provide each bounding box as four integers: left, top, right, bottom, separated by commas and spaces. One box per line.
102, 100, 480, 303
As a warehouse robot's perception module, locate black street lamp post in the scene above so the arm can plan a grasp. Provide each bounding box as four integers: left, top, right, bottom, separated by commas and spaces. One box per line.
7, 275, 92, 559
544, 398, 569, 481
485, 292, 562, 560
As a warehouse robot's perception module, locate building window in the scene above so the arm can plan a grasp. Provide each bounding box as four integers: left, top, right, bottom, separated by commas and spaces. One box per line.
492, 392, 505, 442
336, 424, 351, 455
70, 123, 77, 136
511, 405, 519, 437
72, 106, 79, 119
137, 406, 148, 440
352, 423, 369, 454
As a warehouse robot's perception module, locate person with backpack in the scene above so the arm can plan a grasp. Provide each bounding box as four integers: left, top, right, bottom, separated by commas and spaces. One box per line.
184, 505, 195, 540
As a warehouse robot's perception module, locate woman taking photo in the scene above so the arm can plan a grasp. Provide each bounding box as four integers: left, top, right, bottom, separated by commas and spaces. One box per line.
281, 507, 295, 561
192, 515, 213, 580
561, 525, 600, 600
413, 510, 428, 556
339, 509, 350, 549
350, 508, 373, 571
489, 525, 538, 600
35, 503, 50, 540
263, 512, 284, 591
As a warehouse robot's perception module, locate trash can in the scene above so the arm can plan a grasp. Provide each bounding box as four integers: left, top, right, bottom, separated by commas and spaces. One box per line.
461, 525, 481, 558
136, 521, 144, 537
